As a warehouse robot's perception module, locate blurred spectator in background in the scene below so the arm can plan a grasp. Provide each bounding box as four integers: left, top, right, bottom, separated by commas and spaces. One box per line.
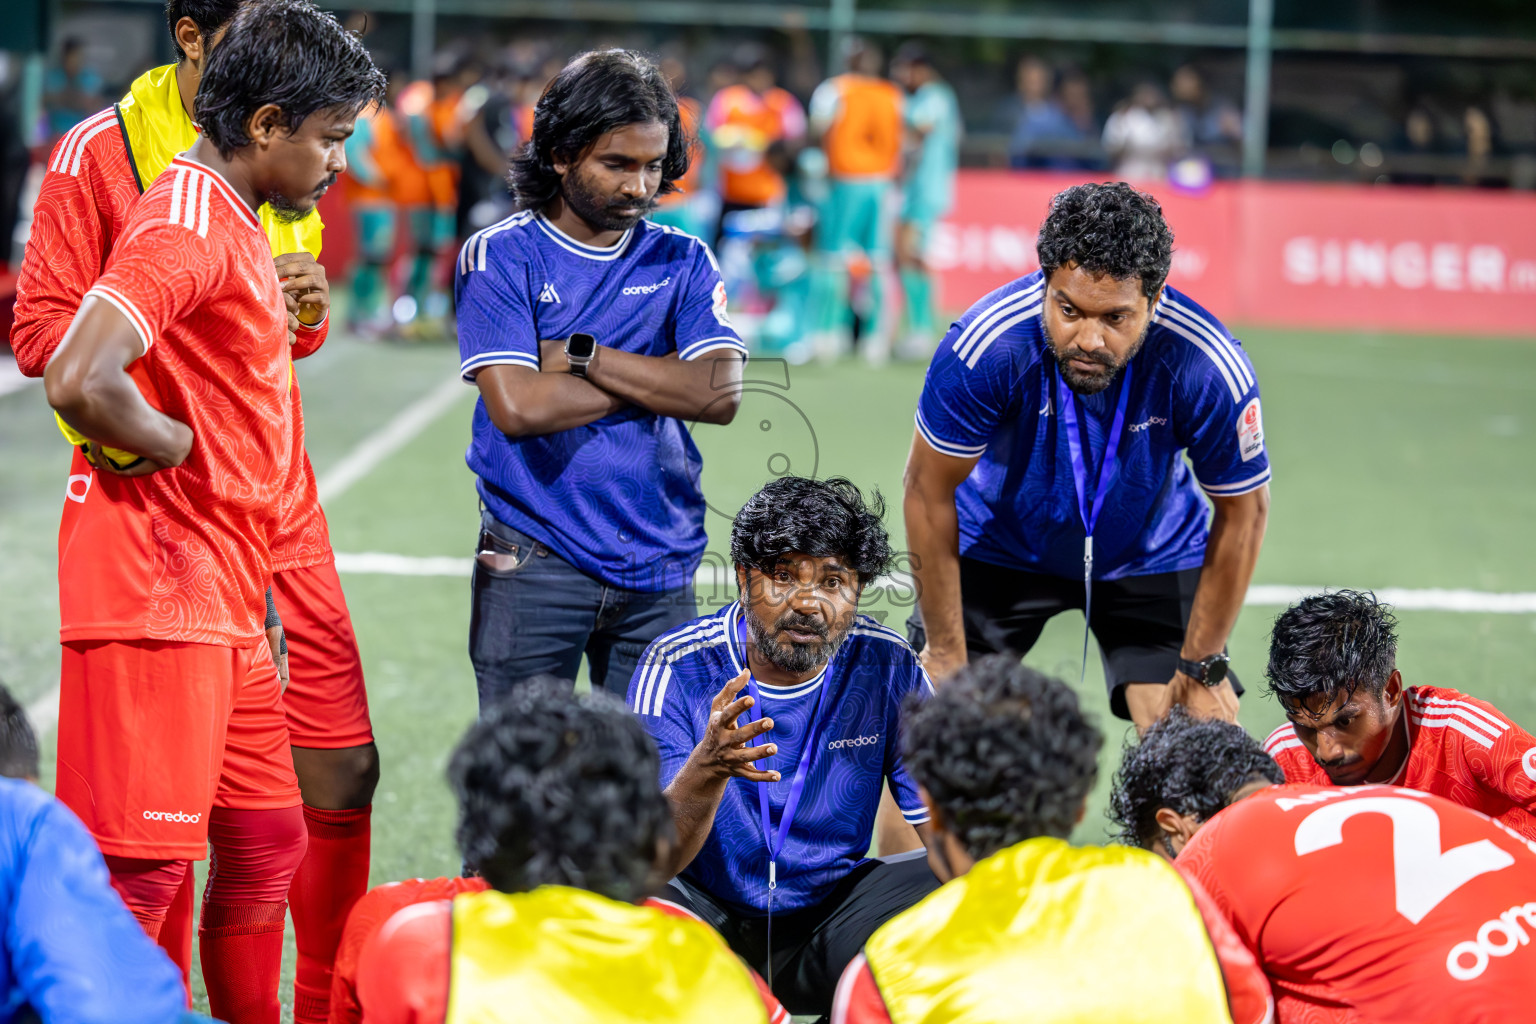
42, 38, 103, 145
458, 61, 519, 235
1463, 105, 1496, 186
1169, 65, 1242, 176
706, 45, 806, 241
1103, 81, 1186, 180
0, 58, 27, 271
398, 61, 470, 334
651, 54, 712, 240
891, 41, 960, 358
1393, 105, 1441, 185
345, 73, 433, 337
1006, 57, 1093, 170
806, 38, 904, 361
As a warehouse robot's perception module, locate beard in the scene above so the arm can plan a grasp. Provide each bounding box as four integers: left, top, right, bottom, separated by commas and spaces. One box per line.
263, 172, 337, 224
1044, 316, 1150, 395
745, 603, 851, 676
561, 164, 654, 233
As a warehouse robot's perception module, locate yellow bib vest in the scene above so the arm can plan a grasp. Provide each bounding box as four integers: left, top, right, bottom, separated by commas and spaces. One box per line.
55, 64, 323, 450
446, 886, 769, 1024
862, 838, 1233, 1024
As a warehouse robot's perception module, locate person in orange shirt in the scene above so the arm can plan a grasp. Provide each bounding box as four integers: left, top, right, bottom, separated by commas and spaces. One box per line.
705, 46, 806, 237
344, 72, 431, 336
805, 38, 904, 362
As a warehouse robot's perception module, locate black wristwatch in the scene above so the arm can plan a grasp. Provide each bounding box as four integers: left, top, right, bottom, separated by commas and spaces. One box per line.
564, 332, 596, 378
1177, 652, 1231, 687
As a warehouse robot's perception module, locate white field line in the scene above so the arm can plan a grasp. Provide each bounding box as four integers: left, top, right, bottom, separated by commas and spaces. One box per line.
315, 375, 467, 503
336, 557, 1536, 616
26, 375, 469, 739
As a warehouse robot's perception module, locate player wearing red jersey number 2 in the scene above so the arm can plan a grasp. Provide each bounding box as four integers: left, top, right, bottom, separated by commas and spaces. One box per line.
1262, 590, 1536, 842
1112, 708, 1536, 1024
13, 2, 383, 1017
39, 5, 384, 1022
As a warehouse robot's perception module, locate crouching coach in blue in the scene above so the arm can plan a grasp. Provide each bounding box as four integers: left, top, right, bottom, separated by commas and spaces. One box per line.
628, 477, 939, 1018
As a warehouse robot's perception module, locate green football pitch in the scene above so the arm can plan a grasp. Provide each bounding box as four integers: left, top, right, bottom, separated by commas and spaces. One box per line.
2, 323, 1534, 1014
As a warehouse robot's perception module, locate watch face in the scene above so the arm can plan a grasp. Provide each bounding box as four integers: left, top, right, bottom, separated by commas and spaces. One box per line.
566, 333, 596, 359
1205, 655, 1230, 685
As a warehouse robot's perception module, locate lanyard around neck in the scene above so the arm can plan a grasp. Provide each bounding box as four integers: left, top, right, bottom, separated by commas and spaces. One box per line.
1054, 360, 1133, 678
735, 614, 835, 888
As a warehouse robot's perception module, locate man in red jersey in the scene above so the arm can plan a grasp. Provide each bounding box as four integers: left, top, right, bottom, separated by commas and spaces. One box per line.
1260, 590, 1536, 842
40, 4, 384, 1021
1112, 708, 1536, 1024
12, 2, 381, 1017
349, 683, 789, 1024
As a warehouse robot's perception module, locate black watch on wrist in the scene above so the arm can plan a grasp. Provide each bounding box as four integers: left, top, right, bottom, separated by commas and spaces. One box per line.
1177, 652, 1231, 687
564, 332, 596, 378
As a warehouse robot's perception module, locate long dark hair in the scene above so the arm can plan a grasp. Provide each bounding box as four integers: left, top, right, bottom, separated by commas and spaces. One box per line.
509, 49, 691, 212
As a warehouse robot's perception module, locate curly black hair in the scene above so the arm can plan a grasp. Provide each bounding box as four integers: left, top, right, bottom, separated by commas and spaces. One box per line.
449, 681, 673, 902
1035, 182, 1174, 301
903, 656, 1102, 859
164, 0, 241, 59
195, 0, 385, 159
1266, 590, 1399, 716
0, 683, 37, 781
509, 50, 690, 212
1108, 706, 1282, 849
730, 476, 894, 587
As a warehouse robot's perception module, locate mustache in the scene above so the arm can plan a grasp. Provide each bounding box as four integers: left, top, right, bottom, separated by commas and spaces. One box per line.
774, 612, 829, 640
1059, 346, 1117, 368
1316, 754, 1361, 770
314, 172, 338, 194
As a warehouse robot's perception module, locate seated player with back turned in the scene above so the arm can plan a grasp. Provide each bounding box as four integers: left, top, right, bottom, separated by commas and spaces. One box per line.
352, 682, 787, 1022
1112, 708, 1536, 1023
833, 659, 1270, 1024
0, 682, 214, 1023
1262, 590, 1536, 841
629, 477, 939, 1018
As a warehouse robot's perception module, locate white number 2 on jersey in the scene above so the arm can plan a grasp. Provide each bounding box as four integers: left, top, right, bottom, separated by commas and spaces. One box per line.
1295, 796, 1516, 924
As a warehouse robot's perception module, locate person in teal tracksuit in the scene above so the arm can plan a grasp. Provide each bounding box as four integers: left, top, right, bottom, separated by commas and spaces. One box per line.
891, 42, 961, 358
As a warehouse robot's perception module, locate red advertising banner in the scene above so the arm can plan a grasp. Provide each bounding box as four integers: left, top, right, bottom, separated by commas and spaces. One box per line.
932, 170, 1536, 337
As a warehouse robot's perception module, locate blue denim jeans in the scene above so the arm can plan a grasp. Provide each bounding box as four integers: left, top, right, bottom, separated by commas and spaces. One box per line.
468, 509, 699, 711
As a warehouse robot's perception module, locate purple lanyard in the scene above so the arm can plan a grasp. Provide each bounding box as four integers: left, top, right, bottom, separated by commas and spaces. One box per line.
736, 617, 835, 891
1055, 361, 1133, 676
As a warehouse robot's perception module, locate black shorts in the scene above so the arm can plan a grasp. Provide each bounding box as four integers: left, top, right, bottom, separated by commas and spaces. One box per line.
906, 558, 1242, 721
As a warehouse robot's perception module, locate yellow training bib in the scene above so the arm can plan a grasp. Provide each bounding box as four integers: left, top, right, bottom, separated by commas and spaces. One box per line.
447, 887, 768, 1024
863, 838, 1234, 1024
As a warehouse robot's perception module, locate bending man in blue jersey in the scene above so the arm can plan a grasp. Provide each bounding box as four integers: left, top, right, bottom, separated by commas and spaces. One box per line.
0, 682, 207, 1023
904, 182, 1270, 729
628, 476, 940, 1018
456, 49, 747, 708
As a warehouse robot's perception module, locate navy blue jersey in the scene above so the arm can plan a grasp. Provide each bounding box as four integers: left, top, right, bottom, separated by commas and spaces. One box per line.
456, 213, 747, 591
0, 779, 191, 1023
916, 270, 1270, 580
628, 602, 932, 916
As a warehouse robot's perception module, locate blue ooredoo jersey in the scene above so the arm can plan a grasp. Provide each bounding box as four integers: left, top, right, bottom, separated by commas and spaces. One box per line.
456, 212, 747, 591
0, 779, 192, 1024
628, 602, 932, 916
916, 270, 1270, 580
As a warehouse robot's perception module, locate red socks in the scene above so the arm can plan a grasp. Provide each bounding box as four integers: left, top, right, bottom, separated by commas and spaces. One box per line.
290, 804, 372, 1024
200, 805, 309, 1024
104, 855, 189, 940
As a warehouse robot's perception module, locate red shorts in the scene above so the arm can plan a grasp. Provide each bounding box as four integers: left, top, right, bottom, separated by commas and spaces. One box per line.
56, 639, 302, 860
273, 560, 373, 748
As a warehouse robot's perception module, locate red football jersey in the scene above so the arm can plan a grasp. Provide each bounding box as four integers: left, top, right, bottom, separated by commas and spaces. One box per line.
1178, 782, 1536, 1024
60, 156, 292, 647
12, 105, 334, 573
343, 880, 789, 1024
1265, 685, 1536, 843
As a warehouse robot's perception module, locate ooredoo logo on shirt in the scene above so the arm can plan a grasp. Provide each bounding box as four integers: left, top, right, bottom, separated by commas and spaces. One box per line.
828, 734, 879, 750
142, 810, 202, 823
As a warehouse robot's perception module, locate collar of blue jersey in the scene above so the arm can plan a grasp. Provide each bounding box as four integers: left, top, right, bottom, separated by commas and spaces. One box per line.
725, 601, 831, 700
534, 212, 634, 260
